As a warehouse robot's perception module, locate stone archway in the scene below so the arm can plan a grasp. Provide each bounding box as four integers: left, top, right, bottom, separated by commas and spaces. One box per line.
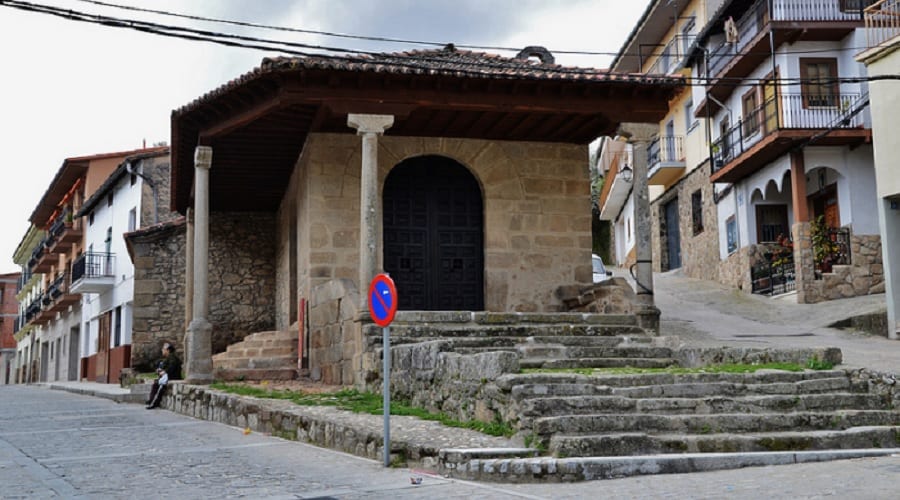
383, 155, 484, 311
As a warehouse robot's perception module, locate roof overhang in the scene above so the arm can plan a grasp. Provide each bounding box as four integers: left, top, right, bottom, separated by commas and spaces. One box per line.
171, 51, 684, 214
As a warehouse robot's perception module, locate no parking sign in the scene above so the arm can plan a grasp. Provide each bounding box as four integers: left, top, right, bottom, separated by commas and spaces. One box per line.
368, 273, 398, 467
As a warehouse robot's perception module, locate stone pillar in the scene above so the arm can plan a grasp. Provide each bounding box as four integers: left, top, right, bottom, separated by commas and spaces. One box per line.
347, 114, 394, 308
878, 198, 900, 340
184, 207, 194, 332
185, 146, 213, 384
790, 151, 809, 224
617, 123, 660, 333
793, 221, 818, 304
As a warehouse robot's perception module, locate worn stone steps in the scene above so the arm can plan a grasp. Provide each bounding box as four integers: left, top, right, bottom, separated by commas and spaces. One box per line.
533, 410, 900, 436
520, 357, 677, 370
560, 369, 852, 388
213, 367, 299, 381
364, 323, 649, 339
389, 311, 639, 326
519, 393, 888, 418
518, 345, 675, 359
214, 355, 298, 370
612, 377, 864, 398
548, 426, 900, 457
212, 330, 298, 381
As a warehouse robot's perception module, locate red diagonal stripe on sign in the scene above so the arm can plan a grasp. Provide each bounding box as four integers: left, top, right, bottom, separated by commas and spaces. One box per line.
373, 285, 390, 314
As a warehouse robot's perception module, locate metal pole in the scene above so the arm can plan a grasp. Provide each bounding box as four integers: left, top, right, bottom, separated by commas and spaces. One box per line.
382, 325, 391, 467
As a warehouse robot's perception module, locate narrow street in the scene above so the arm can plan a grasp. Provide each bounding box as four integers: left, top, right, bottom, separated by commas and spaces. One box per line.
1, 381, 898, 498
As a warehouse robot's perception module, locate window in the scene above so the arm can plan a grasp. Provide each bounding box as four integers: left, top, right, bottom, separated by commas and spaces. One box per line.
684, 99, 697, 133
107, 192, 114, 207
691, 190, 704, 235
726, 216, 738, 254
742, 88, 760, 136
756, 204, 789, 243
113, 306, 122, 347
128, 208, 137, 232
89, 212, 94, 226
681, 18, 695, 55
130, 173, 137, 186
800, 58, 838, 108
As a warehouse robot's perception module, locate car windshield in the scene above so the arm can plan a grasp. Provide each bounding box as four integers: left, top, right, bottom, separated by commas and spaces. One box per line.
592, 256, 605, 274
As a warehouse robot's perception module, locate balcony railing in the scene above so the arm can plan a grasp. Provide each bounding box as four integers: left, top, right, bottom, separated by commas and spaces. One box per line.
648, 136, 685, 167
645, 34, 697, 75
866, 0, 900, 48
704, 0, 874, 79
72, 252, 115, 282
712, 93, 864, 174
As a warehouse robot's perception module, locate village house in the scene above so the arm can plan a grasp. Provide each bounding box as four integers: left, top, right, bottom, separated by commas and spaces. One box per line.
604, 0, 883, 305
11, 147, 166, 384
857, 0, 900, 339
0, 272, 20, 384
145, 46, 681, 385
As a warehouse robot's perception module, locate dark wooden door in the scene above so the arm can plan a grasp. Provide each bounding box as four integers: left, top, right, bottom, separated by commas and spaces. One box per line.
664, 199, 682, 270
96, 312, 110, 383
383, 156, 484, 311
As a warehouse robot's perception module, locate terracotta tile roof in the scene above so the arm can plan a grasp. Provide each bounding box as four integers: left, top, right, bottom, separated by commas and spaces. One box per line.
174, 45, 682, 116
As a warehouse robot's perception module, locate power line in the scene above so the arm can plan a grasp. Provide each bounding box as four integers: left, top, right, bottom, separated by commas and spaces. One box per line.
2, 0, 899, 90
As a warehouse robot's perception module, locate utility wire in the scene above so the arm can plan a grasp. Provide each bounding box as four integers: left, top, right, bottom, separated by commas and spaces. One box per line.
3, 0, 899, 89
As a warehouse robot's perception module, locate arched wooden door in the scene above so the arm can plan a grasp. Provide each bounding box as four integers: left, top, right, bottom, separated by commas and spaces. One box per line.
383, 155, 484, 311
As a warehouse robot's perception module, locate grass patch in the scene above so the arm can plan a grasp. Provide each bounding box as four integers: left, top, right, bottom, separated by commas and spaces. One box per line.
806, 356, 834, 371
210, 383, 515, 437
523, 362, 810, 376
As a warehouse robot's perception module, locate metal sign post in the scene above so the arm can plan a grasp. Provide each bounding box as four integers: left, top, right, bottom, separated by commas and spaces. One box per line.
368, 273, 398, 467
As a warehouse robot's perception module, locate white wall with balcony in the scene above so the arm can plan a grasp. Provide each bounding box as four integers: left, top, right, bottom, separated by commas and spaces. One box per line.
77, 167, 143, 359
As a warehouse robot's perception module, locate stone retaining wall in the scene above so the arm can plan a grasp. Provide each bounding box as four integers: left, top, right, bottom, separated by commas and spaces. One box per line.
307, 278, 362, 385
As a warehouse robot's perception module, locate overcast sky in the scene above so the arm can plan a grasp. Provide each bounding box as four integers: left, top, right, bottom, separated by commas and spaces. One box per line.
0, 0, 649, 274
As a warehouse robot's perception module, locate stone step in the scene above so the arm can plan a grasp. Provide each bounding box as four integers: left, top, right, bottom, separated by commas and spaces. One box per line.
510, 383, 614, 399
389, 311, 639, 326
520, 357, 677, 370
548, 426, 900, 457
519, 393, 889, 418
229, 338, 297, 350
213, 367, 298, 382
213, 355, 298, 370
518, 345, 675, 359
363, 323, 650, 339
612, 377, 862, 398
213, 346, 297, 361
574, 369, 852, 388
533, 410, 900, 436
454, 346, 519, 355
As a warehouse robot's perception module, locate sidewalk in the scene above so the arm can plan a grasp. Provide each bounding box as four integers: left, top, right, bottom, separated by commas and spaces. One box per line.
41, 380, 149, 404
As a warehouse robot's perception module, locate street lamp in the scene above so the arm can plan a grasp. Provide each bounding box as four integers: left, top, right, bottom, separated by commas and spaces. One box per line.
618, 165, 633, 183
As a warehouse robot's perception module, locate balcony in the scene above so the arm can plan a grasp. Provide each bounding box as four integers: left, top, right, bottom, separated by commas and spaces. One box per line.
598, 148, 634, 221
645, 34, 697, 75
45, 209, 83, 254
46, 271, 80, 313
710, 93, 869, 183
647, 136, 686, 186
28, 240, 54, 274
699, 0, 874, 115
865, 0, 900, 48
70, 252, 116, 294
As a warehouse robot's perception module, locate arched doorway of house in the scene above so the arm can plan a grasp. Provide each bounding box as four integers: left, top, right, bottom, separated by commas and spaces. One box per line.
383, 155, 484, 311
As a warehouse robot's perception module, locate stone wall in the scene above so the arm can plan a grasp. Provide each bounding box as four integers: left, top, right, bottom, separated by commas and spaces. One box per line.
290, 133, 592, 316
797, 230, 884, 304
129, 220, 187, 370
139, 156, 179, 226
207, 212, 278, 353
307, 278, 362, 385
649, 162, 720, 280
129, 212, 278, 370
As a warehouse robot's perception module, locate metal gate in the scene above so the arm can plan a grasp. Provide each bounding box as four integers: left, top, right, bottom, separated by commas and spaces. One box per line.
383, 155, 484, 311
664, 198, 682, 270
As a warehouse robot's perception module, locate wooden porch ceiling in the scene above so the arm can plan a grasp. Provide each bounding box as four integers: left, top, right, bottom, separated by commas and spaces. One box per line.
709, 128, 871, 184
172, 63, 682, 214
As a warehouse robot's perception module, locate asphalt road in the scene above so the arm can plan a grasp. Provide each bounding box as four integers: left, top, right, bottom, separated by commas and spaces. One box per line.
1, 385, 898, 499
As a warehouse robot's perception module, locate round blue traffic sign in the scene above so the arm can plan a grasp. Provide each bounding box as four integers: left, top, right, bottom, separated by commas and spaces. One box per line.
368, 274, 398, 327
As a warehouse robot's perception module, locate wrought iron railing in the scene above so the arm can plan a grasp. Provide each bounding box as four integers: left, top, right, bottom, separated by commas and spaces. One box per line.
704, 0, 873, 79
866, 0, 900, 48
25, 297, 41, 320
72, 252, 115, 282
751, 256, 797, 296
712, 93, 864, 175
648, 136, 685, 168
645, 34, 697, 75
48, 272, 67, 299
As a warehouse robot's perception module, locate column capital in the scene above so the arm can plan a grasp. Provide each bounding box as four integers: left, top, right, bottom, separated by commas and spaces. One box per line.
347, 114, 394, 135
194, 146, 213, 170
616, 122, 658, 144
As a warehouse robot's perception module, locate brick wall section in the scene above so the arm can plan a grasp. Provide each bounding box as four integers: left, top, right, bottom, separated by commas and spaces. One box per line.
129, 212, 278, 370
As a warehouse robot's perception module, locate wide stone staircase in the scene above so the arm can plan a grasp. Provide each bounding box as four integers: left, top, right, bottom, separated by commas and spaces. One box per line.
364, 311, 677, 370
365, 311, 900, 464
211, 330, 298, 381
502, 369, 900, 458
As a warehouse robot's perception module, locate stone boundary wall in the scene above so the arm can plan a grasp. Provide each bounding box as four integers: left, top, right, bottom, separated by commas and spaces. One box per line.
848, 368, 900, 408
798, 233, 884, 304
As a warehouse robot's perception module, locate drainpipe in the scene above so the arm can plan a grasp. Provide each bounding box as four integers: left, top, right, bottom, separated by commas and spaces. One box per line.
125, 161, 159, 225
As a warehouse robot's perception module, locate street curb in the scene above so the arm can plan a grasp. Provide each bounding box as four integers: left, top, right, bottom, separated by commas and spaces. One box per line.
46, 383, 147, 404
441, 449, 900, 482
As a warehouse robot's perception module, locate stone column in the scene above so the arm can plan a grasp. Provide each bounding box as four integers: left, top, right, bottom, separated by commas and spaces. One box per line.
790, 151, 809, 224
617, 123, 660, 333
347, 114, 394, 308
185, 146, 213, 384
184, 207, 194, 332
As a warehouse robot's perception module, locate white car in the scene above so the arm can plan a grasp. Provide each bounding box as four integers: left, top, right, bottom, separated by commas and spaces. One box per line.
592, 254, 612, 283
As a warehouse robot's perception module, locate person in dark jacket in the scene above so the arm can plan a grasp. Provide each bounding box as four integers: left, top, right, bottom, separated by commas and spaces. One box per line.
146, 342, 181, 409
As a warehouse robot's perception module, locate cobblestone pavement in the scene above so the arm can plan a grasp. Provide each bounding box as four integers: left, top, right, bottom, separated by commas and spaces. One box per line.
2, 385, 899, 499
